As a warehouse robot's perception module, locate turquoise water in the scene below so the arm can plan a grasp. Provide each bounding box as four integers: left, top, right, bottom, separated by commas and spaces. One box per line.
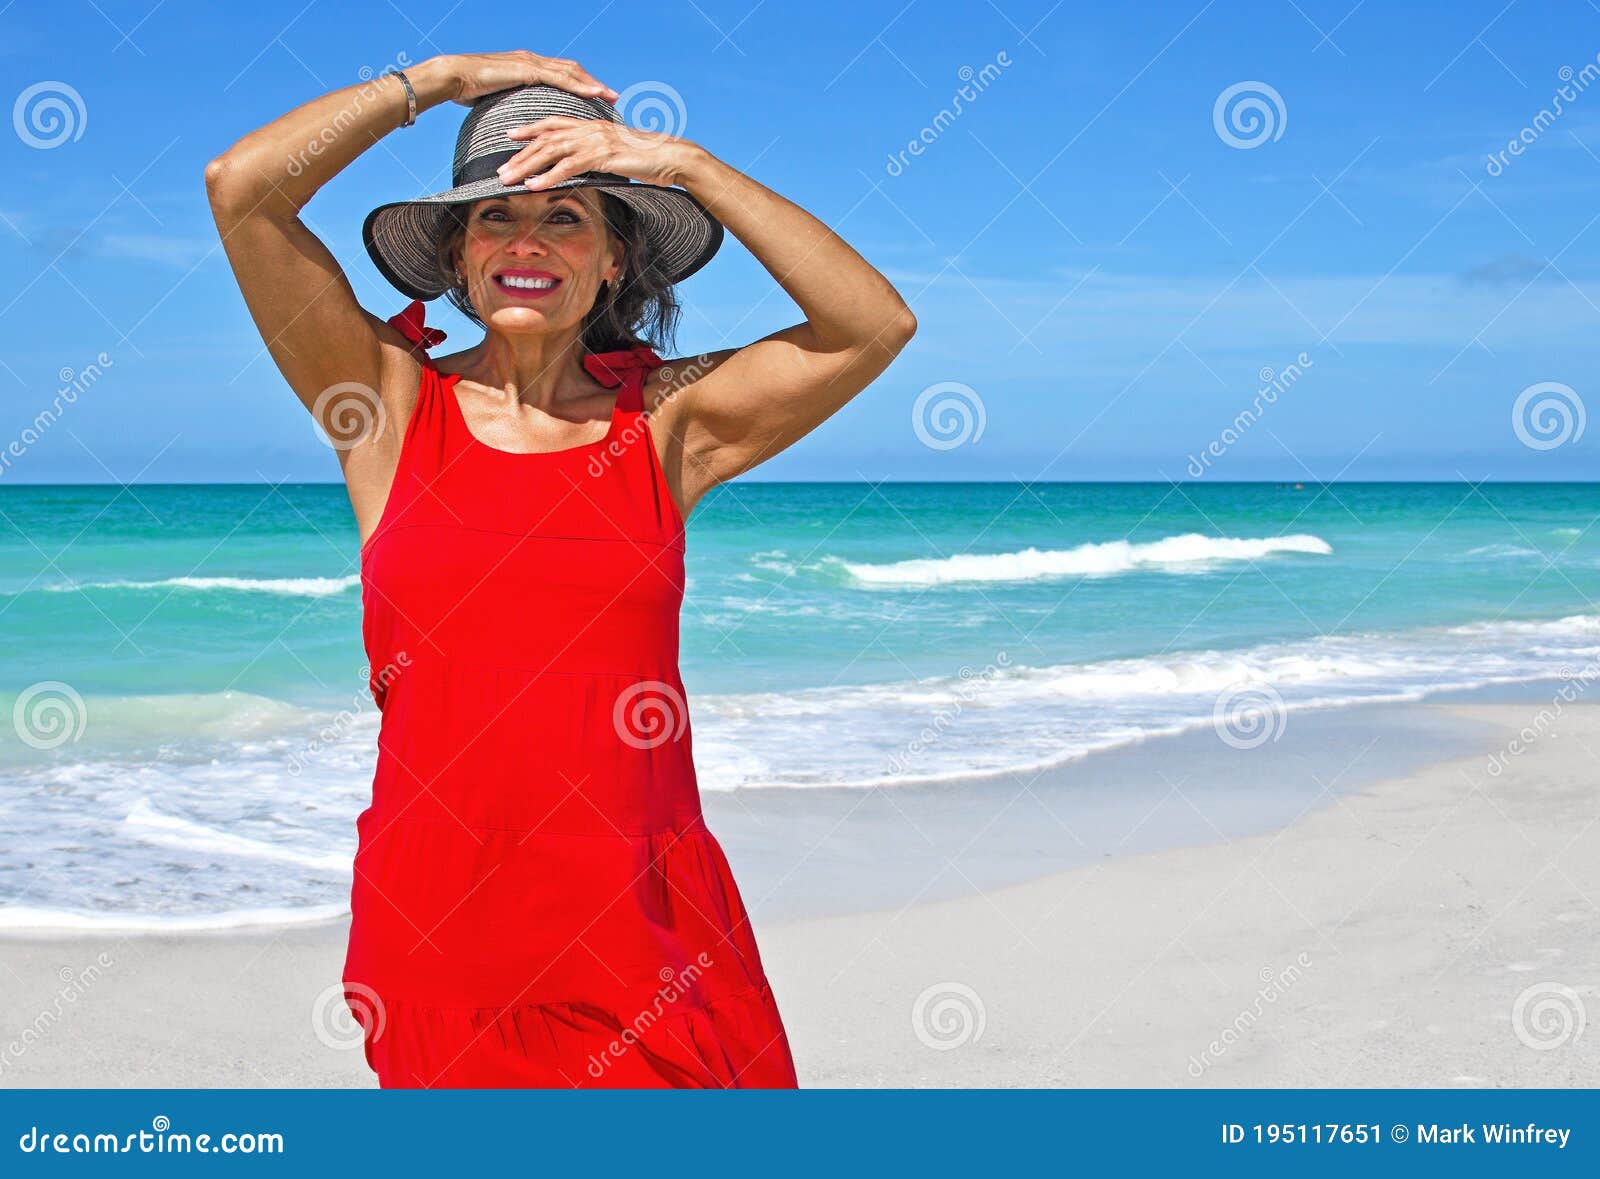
1, 481, 1596, 926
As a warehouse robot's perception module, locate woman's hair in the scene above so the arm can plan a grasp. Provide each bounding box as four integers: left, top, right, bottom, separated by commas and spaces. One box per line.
432, 192, 681, 354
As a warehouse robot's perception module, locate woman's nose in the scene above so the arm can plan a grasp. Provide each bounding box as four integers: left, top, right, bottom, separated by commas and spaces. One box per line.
506, 227, 549, 255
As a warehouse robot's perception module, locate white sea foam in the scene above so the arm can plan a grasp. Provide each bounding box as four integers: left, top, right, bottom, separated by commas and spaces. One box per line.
838, 533, 1333, 586
6, 609, 1597, 929
40, 574, 360, 596
693, 610, 1600, 790
0, 691, 323, 767
121, 799, 351, 873
1461, 544, 1541, 559
1445, 612, 1600, 638
0, 903, 348, 933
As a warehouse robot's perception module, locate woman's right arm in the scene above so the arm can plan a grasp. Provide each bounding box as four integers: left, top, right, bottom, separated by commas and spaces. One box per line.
203, 52, 620, 541
204, 56, 463, 420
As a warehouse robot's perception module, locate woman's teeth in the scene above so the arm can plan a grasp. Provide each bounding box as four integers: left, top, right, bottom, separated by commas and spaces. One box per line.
498, 275, 558, 289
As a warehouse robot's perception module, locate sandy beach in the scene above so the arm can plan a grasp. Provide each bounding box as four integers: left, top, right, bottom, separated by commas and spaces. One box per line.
3, 699, 1597, 1088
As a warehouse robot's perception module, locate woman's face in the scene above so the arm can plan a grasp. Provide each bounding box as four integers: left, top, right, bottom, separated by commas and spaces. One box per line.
455, 189, 620, 334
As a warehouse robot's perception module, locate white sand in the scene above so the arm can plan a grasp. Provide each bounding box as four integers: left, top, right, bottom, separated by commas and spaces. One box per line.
3, 701, 1597, 1087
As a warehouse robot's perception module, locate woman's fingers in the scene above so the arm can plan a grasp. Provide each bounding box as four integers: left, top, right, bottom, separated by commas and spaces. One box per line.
452, 53, 619, 106
531, 54, 618, 102
497, 136, 581, 187
519, 157, 585, 190
505, 115, 581, 139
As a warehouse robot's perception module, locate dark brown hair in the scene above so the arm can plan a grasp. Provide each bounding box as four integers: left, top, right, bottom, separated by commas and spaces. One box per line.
432, 191, 681, 354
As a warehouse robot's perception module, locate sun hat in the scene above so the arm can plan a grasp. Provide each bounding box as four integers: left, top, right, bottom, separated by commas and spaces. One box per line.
363, 83, 723, 301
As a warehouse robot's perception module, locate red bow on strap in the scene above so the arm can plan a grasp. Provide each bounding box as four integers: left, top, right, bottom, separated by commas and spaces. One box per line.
386, 299, 448, 350
581, 346, 663, 387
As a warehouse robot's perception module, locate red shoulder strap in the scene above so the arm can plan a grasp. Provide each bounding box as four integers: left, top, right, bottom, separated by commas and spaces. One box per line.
583, 346, 662, 413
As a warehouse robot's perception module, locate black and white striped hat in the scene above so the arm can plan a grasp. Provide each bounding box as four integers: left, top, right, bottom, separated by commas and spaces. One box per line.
363, 84, 723, 301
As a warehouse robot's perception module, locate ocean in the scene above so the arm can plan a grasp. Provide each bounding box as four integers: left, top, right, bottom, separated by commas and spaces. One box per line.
1, 481, 1596, 929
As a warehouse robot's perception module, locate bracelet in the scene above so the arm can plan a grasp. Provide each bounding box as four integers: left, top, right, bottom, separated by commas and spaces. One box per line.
391, 68, 417, 128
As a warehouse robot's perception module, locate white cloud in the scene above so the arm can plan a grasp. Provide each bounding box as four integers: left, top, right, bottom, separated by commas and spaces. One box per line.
96, 234, 215, 269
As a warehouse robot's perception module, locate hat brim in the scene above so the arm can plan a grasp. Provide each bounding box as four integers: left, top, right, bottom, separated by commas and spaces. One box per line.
362, 175, 724, 302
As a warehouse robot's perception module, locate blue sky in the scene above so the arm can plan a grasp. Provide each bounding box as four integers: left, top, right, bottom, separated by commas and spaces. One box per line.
1, 0, 1597, 482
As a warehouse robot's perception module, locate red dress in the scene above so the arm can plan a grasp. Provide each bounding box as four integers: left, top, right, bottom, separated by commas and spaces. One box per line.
345, 305, 799, 1088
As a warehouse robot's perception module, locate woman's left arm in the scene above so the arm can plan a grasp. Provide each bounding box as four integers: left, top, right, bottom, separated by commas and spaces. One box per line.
653, 148, 918, 504
499, 119, 918, 516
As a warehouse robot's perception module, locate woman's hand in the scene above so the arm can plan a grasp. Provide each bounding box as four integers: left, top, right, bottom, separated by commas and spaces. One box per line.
443, 51, 619, 107
495, 117, 704, 190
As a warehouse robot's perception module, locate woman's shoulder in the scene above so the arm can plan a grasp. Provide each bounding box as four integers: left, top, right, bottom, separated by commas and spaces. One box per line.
638, 347, 738, 415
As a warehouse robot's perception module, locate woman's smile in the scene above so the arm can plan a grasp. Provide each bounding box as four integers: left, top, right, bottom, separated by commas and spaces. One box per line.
492, 267, 563, 299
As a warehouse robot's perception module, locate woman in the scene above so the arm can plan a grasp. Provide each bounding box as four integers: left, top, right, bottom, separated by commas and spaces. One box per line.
204, 51, 915, 1088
